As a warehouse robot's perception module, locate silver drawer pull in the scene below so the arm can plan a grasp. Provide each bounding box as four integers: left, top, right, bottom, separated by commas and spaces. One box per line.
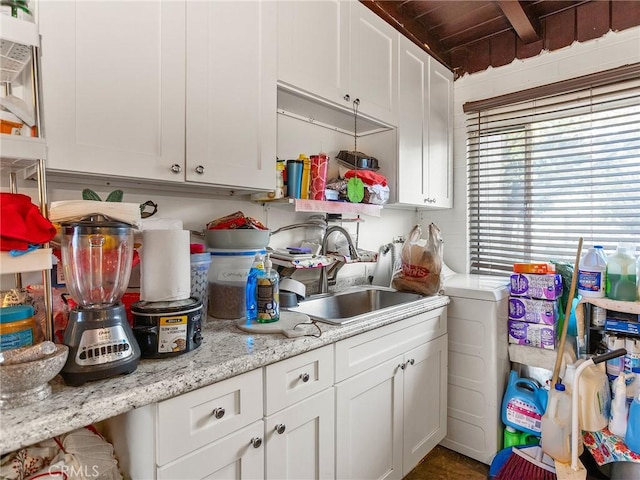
170, 163, 182, 174
398, 362, 406, 370
250, 437, 262, 448
195, 165, 205, 174
212, 407, 225, 419
408, 358, 415, 366
299, 372, 310, 383
275, 424, 286, 434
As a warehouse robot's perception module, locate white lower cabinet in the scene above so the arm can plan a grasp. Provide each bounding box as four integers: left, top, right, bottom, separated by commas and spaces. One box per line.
335, 308, 448, 479
101, 312, 447, 479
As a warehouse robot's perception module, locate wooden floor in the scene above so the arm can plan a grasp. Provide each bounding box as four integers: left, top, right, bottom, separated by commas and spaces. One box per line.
404, 445, 490, 480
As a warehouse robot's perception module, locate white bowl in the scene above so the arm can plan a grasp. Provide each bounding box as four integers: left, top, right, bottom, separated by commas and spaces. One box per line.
205, 229, 270, 249
0, 344, 68, 408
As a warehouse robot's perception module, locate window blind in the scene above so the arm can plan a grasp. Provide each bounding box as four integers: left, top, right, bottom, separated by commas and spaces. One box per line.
466, 76, 640, 274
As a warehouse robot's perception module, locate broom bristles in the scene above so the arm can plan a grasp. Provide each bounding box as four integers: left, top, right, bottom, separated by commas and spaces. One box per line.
495, 447, 556, 480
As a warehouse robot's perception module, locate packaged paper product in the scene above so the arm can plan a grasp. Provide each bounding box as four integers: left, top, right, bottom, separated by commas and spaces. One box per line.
510, 273, 562, 300
508, 297, 559, 325
508, 320, 556, 350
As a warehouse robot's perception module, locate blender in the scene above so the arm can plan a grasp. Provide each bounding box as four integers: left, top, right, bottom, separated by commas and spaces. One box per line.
60, 215, 141, 386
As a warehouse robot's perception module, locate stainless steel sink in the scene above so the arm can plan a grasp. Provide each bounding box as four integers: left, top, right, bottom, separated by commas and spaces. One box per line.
288, 287, 428, 325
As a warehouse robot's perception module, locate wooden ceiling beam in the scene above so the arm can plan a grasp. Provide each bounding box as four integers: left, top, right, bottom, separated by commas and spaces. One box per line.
496, 0, 541, 43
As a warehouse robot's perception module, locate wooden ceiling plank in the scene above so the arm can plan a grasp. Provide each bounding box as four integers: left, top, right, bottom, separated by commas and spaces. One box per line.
496, 0, 541, 43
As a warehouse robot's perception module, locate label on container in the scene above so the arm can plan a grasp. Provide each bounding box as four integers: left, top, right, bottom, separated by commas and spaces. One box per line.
577, 269, 604, 294
505, 398, 542, 434
158, 315, 188, 353
0, 328, 33, 351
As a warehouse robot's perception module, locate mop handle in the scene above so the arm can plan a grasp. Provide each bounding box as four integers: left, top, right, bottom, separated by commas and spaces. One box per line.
571, 348, 628, 470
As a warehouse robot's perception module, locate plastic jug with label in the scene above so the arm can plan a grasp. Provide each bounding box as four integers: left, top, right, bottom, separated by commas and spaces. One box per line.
501, 370, 548, 436
579, 360, 612, 432
578, 246, 607, 298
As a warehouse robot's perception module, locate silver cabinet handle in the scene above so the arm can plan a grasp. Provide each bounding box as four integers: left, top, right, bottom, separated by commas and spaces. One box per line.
212, 407, 225, 419
250, 437, 262, 448
299, 372, 310, 382
170, 164, 182, 174
408, 358, 415, 366
423, 197, 436, 204
353, 98, 360, 105
275, 424, 286, 434
194, 165, 205, 175
398, 362, 406, 370
343, 94, 350, 102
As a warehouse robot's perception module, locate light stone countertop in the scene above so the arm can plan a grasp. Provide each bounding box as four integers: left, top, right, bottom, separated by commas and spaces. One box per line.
0, 294, 450, 454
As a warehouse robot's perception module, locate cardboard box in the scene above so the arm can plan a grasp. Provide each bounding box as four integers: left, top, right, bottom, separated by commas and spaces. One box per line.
508, 320, 556, 350
510, 273, 562, 300
508, 297, 558, 325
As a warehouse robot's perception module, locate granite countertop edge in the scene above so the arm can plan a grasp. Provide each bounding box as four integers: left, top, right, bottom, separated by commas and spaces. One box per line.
0, 294, 450, 454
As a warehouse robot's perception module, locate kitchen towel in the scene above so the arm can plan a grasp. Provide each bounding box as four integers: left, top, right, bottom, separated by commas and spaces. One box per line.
140, 229, 191, 302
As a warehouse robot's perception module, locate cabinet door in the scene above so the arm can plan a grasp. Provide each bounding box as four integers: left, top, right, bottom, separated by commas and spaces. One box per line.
397, 37, 428, 205
426, 59, 453, 208
265, 388, 335, 480
335, 356, 403, 480
277, 1, 350, 106
186, 1, 276, 190
39, 1, 186, 182
402, 334, 448, 473
157, 420, 264, 480
349, 1, 398, 126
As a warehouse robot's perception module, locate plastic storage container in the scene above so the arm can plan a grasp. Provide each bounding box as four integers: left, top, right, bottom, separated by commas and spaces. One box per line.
0, 305, 35, 351
207, 248, 265, 319
578, 246, 607, 298
606, 243, 637, 301
541, 383, 573, 463
190, 252, 211, 321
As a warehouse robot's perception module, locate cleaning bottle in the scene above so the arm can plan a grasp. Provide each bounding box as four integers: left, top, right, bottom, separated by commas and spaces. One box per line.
256, 254, 279, 323
625, 371, 640, 454
501, 370, 548, 437
578, 246, 607, 298
503, 425, 539, 448
579, 360, 612, 431
606, 334, 626, 380
606, 243, 637, 301
245, 252, 265, 322
541, 383, 573, 463
608, 372, 629, 438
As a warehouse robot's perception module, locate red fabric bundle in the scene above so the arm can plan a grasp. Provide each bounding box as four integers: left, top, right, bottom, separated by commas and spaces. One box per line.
0, 193, 57, 251
344, 169, 388, 187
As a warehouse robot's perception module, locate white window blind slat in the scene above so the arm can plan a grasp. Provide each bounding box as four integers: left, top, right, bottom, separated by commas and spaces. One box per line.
467, 78, 640, 274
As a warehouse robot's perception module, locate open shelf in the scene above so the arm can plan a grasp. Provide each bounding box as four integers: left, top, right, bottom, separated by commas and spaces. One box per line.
0, 248, 52, 275
262, 197, 382, 217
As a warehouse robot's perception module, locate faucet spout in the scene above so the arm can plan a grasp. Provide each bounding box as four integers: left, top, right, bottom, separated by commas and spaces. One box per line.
319, 226, 359, 293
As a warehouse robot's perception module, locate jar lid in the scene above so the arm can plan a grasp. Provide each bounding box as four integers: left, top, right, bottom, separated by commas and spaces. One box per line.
0, 305, 34, 323
131, 297, 202, 314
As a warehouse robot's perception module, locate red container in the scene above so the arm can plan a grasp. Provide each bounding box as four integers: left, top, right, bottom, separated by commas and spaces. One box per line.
310, 154, 329, 201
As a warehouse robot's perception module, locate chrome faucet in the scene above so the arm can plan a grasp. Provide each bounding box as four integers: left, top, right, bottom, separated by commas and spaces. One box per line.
319, 226, 360, 293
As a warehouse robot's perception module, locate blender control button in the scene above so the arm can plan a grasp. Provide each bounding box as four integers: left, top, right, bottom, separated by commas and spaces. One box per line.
87, 349, 93, 358
107, 345, 113, 354
79, 350, 87, 360
123, 343, 129, 351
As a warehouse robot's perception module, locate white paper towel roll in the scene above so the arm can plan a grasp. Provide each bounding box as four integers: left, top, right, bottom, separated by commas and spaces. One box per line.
140, 229, 191, 302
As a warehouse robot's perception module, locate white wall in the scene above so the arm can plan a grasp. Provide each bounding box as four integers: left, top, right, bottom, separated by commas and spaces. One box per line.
423, 26, 640, 274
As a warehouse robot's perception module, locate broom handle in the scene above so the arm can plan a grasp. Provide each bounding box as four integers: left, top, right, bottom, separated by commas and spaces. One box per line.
551, 237, 583, 387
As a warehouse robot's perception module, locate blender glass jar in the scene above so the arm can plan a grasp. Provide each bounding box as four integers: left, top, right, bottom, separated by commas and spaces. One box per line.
61, 216, 134, 308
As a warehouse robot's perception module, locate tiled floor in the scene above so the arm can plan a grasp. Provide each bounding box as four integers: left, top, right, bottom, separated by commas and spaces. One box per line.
404, 445, 490, 480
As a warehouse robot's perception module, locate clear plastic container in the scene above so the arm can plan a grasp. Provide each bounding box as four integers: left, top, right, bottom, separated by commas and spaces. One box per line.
609, 373, 628, 438
606, 243, 637, 301
190, 252, 211, 321
541, 383, 573, 463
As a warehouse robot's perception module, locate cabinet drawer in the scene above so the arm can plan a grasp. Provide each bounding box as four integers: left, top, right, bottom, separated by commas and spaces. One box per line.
265, 345, 334, 415
157, 419, 264, 480
157, 369, 263, 466
335, 308, 446, 383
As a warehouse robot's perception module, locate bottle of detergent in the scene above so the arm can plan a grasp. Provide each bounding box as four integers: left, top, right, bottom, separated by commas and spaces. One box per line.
245, 252, 265, 322
578, 246, 607, 298
606, 243, 637, 301
579, 360, 612, 432
501, 370, 548, 437
541, 383, 573, 463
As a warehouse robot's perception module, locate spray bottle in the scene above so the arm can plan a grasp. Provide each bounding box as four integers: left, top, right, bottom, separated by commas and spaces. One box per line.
608, 372, 629, 438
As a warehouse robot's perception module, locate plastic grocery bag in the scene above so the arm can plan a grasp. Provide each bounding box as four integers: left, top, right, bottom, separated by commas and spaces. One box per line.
391, 223, 443, 296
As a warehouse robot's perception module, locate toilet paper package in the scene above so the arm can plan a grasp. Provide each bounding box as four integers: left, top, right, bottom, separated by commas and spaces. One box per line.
508, 297, 559, 325
510, 273, 562, 300
508, 320, 556, 350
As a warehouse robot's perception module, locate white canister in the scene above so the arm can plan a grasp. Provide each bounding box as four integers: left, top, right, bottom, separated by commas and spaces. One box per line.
577, 246, 607, 298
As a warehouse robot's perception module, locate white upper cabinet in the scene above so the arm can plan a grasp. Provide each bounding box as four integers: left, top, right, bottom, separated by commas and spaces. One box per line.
186, 1, 276, 190
39, 0, 276, 192
396, 37, 453, 208
39, 1, 186, 183
277, 0, 398, 127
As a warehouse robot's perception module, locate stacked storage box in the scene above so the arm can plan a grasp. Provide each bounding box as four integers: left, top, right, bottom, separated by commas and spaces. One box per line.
508, 264, 563, 350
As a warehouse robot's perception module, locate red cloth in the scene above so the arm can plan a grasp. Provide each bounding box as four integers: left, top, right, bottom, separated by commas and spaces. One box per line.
0, 193, 57, 251
344, 169, 388, 187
